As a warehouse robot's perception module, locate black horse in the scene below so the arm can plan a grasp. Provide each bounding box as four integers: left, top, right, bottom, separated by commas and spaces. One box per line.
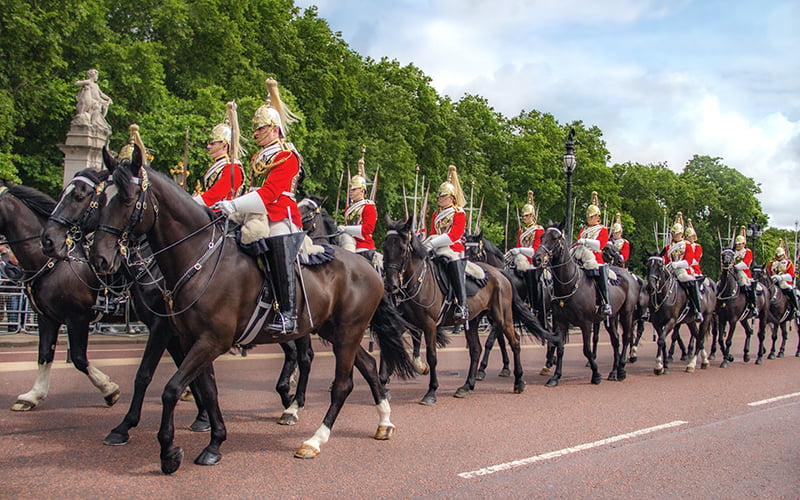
752, 267, 797, 359
41, 167, 216, 443
716, 249, 768, 366
89, 147, 415, 473
645, 253, 716, 373
533, 225, 639, 386
0, 181, 121, 411
601, 243, 649, 363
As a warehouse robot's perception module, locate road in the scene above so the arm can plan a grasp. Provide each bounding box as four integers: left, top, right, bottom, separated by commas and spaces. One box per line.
1, 325, 798, 499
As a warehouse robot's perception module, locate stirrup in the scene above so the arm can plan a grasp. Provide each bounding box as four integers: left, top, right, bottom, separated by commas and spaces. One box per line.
267, 314, 297, 335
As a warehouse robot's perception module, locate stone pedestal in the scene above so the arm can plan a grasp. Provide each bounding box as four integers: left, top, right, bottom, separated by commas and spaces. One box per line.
57, 124, 109, 187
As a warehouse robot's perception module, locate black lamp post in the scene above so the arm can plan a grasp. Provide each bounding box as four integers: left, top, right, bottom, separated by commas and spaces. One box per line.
563, 128, 577, 244
746, 217, 763, 264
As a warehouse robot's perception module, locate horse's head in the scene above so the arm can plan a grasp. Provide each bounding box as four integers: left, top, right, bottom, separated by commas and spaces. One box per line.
533, 224, 565, 268
645, 252, 665, 294
382, 214, 419, 294
42, 166, 110, 259
90, 145, 153, 274
463, 231, 485, 262
720, 248, 735, 270
602, 244, 624, 267
298, 195, 334, 242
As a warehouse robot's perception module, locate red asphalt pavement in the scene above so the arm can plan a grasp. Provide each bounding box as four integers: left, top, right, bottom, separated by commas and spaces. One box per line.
0, 325, 798, 499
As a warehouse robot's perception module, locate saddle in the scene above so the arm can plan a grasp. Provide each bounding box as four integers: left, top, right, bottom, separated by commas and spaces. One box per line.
432, 257, 488, 299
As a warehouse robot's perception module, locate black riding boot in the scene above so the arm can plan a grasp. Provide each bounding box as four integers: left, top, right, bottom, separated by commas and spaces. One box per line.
682, 280, 703, 322
746, 284, 759, 316
447, 259, 469, 334
782, 288, 800, 318
594, 266, 612, 317
264, 232, 305, 334
523, 269, 538, 310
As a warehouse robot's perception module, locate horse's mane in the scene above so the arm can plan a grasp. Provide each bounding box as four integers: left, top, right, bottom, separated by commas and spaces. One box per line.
6, 184, 57, 219
480, 234, 504, 261
73, 167, 110, 185
387, 217, 427, 258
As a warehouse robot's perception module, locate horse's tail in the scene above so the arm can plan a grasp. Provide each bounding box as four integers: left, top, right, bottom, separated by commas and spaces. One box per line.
370, 295, 419, 380
501, 269, 561, 347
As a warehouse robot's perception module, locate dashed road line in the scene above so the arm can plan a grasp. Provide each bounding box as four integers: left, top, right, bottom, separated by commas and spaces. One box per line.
458, 420, 688, 479
748, 392, 800, 406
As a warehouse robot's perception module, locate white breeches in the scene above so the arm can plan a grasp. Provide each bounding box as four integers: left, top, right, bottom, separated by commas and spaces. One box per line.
736, 270, 753, 287
674, 268, 694, 283
269, 219, 300, 236
433, 247, 464, 260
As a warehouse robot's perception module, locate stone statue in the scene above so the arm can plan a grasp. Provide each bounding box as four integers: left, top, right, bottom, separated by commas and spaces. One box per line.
71, 68, 112, 135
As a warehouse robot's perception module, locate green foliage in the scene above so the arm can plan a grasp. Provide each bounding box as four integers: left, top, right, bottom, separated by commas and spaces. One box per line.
0, 0, 769, 273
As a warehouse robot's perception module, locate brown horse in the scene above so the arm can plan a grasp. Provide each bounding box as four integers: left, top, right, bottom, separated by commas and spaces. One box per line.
89, 148, 414, 474
382, 216, 560, 404
0, 182, 122, 411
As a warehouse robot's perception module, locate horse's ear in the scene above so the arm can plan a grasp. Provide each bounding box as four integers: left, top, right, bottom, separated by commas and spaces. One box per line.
102, 146, 118, 173
557, 219, 566, 231
131, 145, 144, 176
320, 195, 328, 206
402, 217, 413, 233
384, 213, 394, 229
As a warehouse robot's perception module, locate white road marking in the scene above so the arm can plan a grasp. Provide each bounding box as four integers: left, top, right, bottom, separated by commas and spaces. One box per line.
747, 392, 800, 406
458, 420, 688, 479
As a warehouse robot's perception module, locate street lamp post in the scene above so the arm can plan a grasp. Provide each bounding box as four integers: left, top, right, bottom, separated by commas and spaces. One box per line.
746, 217, 763, 265
563, 128, 577, 244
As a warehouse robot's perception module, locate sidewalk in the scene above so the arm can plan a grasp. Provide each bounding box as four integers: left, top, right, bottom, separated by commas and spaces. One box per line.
0, 331, 150, 348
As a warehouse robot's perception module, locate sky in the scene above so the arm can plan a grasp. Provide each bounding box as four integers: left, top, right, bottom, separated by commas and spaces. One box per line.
294, 0, 800, 230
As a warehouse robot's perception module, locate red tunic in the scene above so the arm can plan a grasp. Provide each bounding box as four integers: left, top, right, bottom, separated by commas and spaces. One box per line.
343, 199, 377, 251
578, 224, 609, 264
611, 238, 630, 266
688, 242, 703, 275
768, 259, 795, 286
516, 224, 543, 264
733, 247, 753, 278
251, 140, 301, 227
662, 240, 695, 275
430, 207, 466, 253
199, 157, 244, 207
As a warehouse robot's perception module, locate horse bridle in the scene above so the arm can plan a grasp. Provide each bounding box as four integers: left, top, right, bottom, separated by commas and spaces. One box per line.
48, 175, 106, 247
646, 255, 676, 311
717, 249, 741, 300
383, 229, 433, 307
95, 170, 157, 260
537, 229, 580, 299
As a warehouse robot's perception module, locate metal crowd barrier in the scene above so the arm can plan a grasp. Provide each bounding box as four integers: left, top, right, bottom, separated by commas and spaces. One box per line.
0, 280, 147, 337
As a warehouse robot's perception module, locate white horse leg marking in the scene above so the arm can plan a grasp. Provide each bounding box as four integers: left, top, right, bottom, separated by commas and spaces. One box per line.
87, 364, 120, 397
283, 400, 300, 418
655, 354, 663, 370
631, 345, 638, 358
376, 399, 393, 428
17, 362, 53, 405
687, 354, 697, 370
302, 424, 331, 453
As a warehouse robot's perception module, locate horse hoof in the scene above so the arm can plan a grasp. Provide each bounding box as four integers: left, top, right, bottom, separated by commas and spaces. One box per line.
514, 381, 526, 394
767, 353, 775, 360
539, 367, 552, 377
795, 350, 800, 357
161, 447, 184, 475
708, 353, 716, 360
720, 360, 729, 368
743, 354, 751, 363
498, 368, 511, 378
629, 356, 638, 364
607, 373, 618, 382
419, 395, 436, 406
374, 425, 395, 440
277, 412, 299, 426
104, 389, 121, 407
654, 368, 665, 376
701, 362, 709, 370
685, 366, 695, 373
10, 400, 36, 412
294, 443, 320, 459
591, 375, 602, 385
680, 355, 687, 361
179, 387, 194, 402
103, 431, 130, 446
412, 359, 429, 375
777, 351, 784, 358
666, 355, 673, 362
453, 387, 470, 398
545, 378, 559, 388
475, 370, 486, 381
755, 358, 763, 365
194, 449, 221, 466
189, 416, 211, 432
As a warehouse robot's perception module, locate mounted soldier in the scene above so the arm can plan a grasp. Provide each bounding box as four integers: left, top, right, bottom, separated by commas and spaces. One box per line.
338, 148, 377, 263
733, 225, 758, 316
506, 190, 544, 308
662, 212, 703, 322
193, 114, 245, 207
215, 78, 304, 334
423, 165, 469, 334
609, 212, 630, 268
768, 239, 799, 318
574, 191, 612, 318
685, 218, 703, 276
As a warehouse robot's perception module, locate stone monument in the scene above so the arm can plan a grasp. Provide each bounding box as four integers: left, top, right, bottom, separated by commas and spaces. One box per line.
58, 68, 113, 186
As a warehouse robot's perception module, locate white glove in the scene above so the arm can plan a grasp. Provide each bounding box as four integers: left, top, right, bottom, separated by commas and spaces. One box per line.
734, 261, 748, 271
426, 233, 453, 250
576, 238, 586, 245
340, 225, 364, 239
214, 200, 236, 215
517, 247, 535, 258
672, 260, 688, 270
193, 194, 206, 206
508, 248, 520, 256
771, 275, 780, 283
781, 273, 792, 282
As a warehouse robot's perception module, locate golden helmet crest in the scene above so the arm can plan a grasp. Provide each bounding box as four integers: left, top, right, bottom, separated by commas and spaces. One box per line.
349, 149, 368, 191
734, 225, 747, 245
611, 213, 623, 234
437, 165, 466, 207
684, 218, 696, 238
252, 77, 299, 136
671, 211, 684, 235
117, 124, 151, 164
775, 238, 787, 258
586, 191, 601, 218
521, 190, 536, 218
209, 118, 232, 145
